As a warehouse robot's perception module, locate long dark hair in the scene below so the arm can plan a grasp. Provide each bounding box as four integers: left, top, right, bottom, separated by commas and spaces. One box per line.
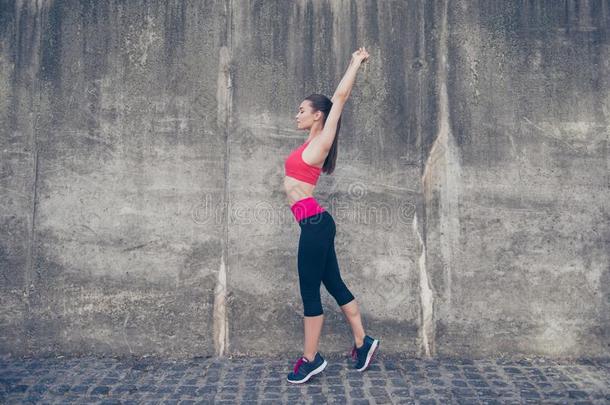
304, 93, 340, 175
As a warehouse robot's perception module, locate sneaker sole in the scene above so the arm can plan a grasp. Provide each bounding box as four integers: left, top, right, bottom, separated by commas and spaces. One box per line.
287, 359, 328, 384
356, 339, 379, 372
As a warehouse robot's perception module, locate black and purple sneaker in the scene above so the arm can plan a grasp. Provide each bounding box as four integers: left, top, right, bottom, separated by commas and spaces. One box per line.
351, 335, 380, 371
287, 352, 328, 384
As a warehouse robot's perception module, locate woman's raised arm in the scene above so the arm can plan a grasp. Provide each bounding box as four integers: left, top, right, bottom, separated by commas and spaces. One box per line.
319, 47, 370, 150
332, 47, 370, 101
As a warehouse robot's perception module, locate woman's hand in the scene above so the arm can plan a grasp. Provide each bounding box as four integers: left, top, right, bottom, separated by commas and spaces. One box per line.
333, 46, 370, 101
351, 46, 370, 66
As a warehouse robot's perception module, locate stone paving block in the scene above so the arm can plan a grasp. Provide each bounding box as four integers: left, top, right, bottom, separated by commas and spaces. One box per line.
0, 355, 609, 404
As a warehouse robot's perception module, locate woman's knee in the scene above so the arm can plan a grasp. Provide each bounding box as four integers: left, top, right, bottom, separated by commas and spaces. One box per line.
300, 289, 323, 317
336, 291, 355, 308
325, 280, 355, 307
303, 299, 324, 316
340, 295, 357, 312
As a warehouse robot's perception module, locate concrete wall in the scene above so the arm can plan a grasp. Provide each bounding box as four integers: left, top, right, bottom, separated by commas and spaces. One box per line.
0, 0, 607, 360
427, 0, 610, 358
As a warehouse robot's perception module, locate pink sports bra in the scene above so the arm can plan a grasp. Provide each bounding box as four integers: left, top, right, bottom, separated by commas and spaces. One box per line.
284, 141, 322, 185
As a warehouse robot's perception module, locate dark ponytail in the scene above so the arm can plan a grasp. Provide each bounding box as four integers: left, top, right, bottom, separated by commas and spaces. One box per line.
304, 93, 340, 175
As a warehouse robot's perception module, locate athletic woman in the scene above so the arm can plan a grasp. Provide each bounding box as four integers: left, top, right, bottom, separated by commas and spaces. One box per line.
284, 47, 380, 384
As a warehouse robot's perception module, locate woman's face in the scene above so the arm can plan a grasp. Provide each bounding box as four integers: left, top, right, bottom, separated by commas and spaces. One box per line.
295, 100, 320, 130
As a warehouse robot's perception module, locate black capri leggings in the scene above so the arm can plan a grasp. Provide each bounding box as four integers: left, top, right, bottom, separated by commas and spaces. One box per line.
297, 211, 355, 316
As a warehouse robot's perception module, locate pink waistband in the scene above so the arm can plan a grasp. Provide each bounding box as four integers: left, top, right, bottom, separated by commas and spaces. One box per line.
290, 197, 326, 222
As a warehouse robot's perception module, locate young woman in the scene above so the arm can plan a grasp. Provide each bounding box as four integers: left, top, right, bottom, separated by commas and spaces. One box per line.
284, 47, 380, 384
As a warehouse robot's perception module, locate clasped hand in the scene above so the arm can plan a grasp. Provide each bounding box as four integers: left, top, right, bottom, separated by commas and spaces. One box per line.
351, 46, 370, 65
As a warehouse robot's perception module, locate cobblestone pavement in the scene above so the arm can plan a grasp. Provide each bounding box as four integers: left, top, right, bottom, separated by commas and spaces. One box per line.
1, 352, 608, 404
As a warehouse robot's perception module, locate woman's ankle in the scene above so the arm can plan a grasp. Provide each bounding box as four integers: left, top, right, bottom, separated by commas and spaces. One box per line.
304, 352, 317, 362
355, 336, 365, 348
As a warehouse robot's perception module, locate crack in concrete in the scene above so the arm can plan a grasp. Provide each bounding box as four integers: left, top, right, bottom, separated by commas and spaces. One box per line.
418, 0, 462, 357
122, 314, 133, 354
22, 0, 47, 354
213, 253, 228, 356
413, 212, 434, 357
213, 0, 234, 357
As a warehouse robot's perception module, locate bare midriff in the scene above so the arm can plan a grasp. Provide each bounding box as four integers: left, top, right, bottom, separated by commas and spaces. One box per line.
284, 176, 317, 206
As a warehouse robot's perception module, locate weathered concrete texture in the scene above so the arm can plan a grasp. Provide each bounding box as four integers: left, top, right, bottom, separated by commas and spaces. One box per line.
423, 0, 610, 358
0, 0, 608, 360
1, 0, 226, 357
